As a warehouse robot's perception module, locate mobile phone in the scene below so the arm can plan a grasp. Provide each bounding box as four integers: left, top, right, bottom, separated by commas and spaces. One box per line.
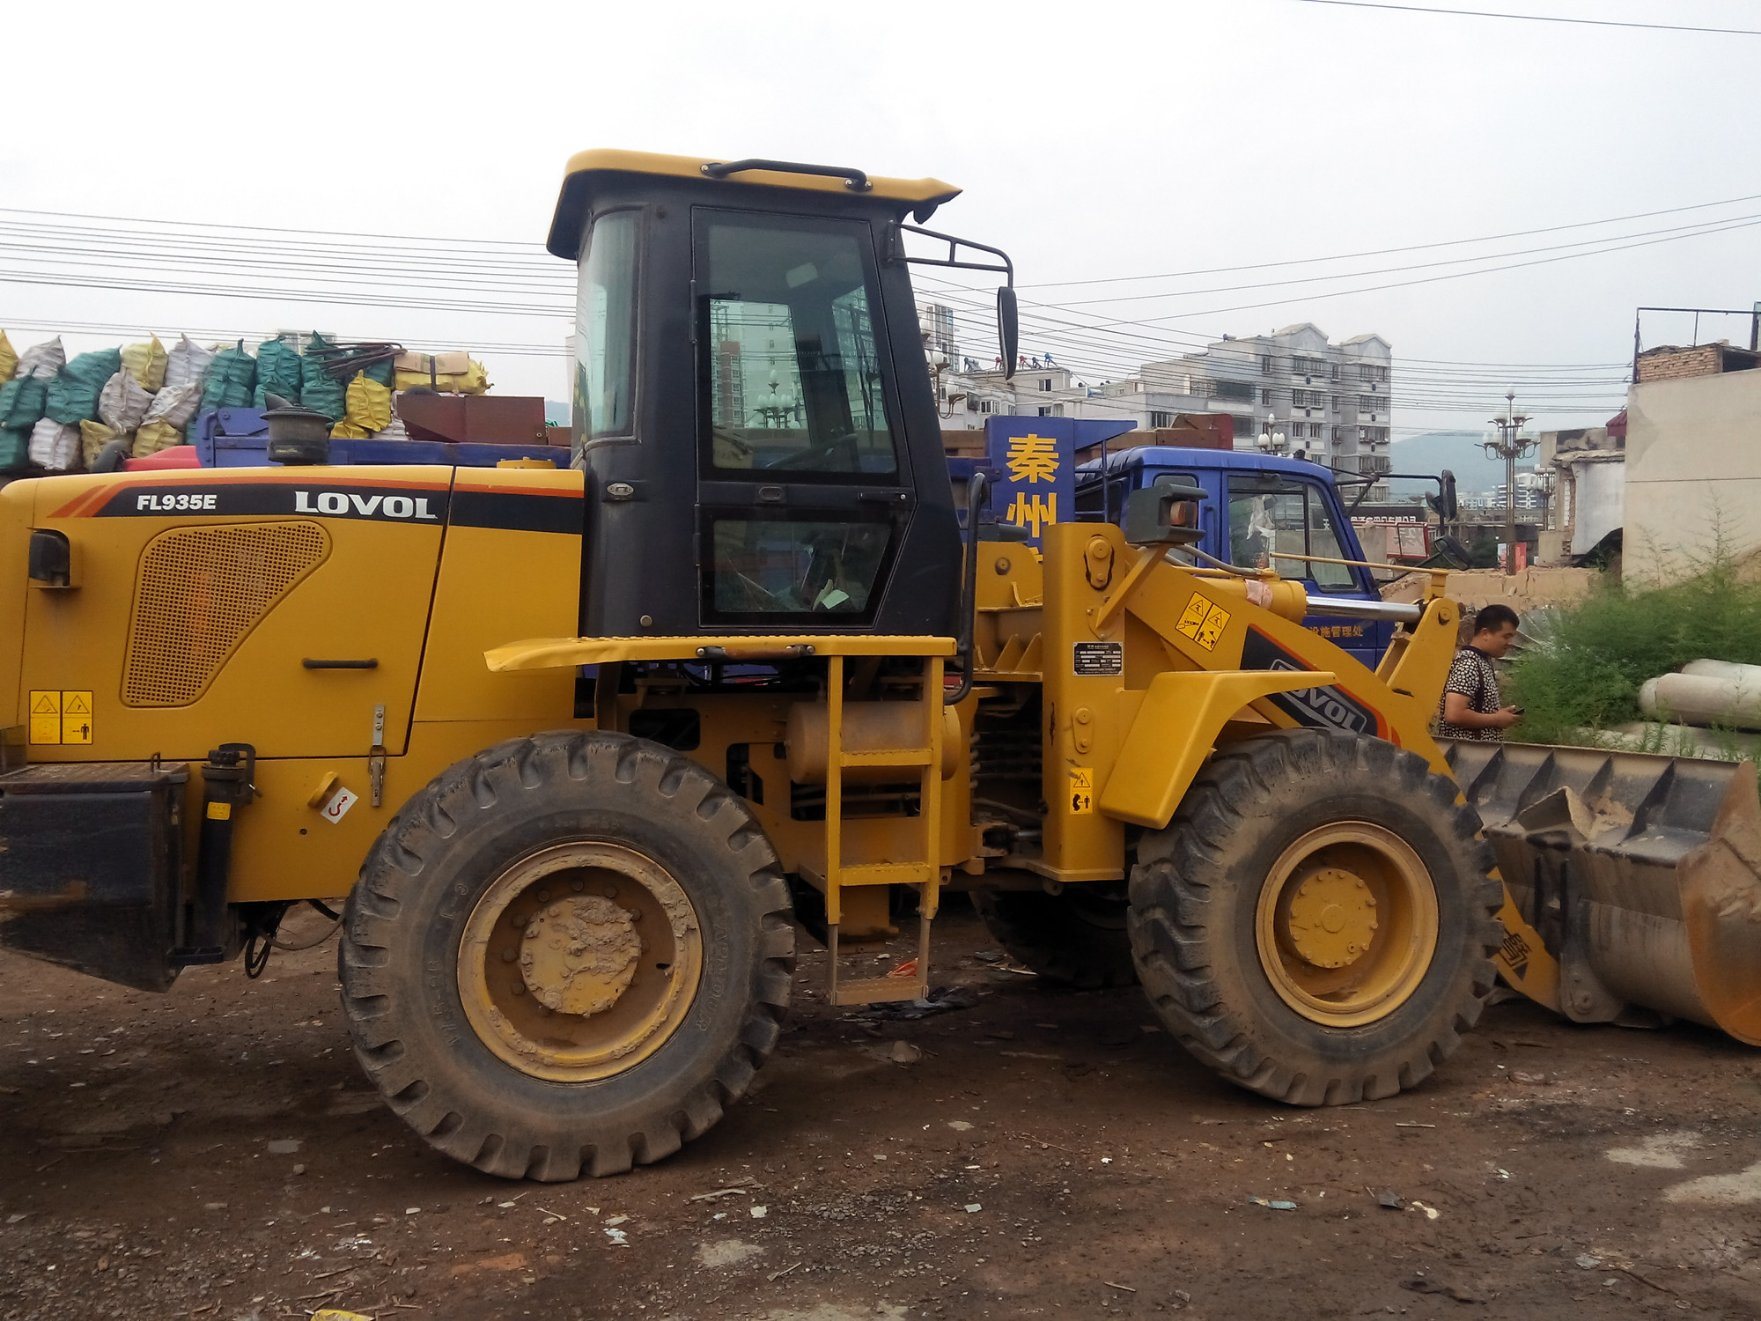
1511, 706, 1525, 716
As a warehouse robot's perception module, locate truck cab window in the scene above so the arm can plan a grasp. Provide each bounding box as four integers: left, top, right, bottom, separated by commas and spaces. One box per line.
1227, 476, 1355, 590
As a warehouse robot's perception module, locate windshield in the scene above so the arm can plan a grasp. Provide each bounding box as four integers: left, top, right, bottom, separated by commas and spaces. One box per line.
573, 209, 639, 443
1227, 475, 1356, 590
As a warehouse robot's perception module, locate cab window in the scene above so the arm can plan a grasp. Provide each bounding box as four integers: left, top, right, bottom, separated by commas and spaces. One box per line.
573, 209, 640, 443
1226, 475, 1356, 590
696, 211, 898, 478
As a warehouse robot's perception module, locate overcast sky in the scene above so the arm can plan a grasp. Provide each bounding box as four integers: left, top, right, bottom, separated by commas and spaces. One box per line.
3, 0, 1756, 438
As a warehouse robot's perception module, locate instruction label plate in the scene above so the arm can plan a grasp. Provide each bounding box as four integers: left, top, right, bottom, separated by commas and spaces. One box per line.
321, 786, 360, 825
1072, 642, 1124, 677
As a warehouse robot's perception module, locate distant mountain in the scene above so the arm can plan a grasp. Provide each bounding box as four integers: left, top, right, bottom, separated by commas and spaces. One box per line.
1389, 430, 1508, 496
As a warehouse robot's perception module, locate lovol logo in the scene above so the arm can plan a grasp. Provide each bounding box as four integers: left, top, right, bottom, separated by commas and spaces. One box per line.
1241, 626, 1384, 737
295, 490, 439, 521
1264, 657, 1372, 734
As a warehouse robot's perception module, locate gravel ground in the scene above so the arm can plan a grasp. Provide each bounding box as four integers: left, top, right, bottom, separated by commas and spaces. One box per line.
2, 906, 1759, 1320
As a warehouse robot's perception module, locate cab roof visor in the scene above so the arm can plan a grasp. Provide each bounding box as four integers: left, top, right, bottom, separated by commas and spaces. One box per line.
547, 149, 961, 259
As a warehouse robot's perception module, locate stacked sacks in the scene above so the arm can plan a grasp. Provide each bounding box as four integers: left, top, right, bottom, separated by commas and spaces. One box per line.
136, 383, 203, 456
393, 349, 489, 394
254, 337, 303, 409
299, 334, 346, 420
0, 340, 54, 469
164, 334, 213, 392
201, 340, 257, 415
47, 349, 122, 426
121, 335, 168, 392
335, 371, 394, 439
29, 417, 80, 470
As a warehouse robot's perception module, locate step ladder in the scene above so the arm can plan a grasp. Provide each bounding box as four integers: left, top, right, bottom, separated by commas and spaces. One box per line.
806, 654, 945, 1007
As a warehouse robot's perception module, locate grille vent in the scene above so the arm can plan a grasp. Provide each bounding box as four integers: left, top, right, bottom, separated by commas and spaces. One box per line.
124, 521, 329, 707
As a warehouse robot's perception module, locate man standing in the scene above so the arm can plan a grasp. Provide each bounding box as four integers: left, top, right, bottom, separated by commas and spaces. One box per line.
1437, 604, 1522, 740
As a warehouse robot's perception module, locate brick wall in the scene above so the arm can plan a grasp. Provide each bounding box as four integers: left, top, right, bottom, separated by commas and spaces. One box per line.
1636, 345, 1724, 382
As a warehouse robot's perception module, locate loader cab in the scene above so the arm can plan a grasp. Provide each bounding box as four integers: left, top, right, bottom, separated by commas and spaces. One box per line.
548, 151, 980, 640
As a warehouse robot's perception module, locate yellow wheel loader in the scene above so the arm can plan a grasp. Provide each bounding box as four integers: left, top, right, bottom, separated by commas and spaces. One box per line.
2, 151, 1758, 1181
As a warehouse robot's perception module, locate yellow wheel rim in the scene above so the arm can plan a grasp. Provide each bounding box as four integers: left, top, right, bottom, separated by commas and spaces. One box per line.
457, 842, 703, 1082
1254, 822, 1439, 1028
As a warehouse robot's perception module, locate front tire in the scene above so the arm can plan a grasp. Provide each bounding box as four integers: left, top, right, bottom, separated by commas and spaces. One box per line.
339, 731, 794, 1180
1127, 730, 1500, 1106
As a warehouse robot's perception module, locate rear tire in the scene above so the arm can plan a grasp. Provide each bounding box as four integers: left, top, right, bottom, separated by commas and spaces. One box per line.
339, 731, 794, 1180
1127, 730, 1499, 1106
973, 886, 1137, 989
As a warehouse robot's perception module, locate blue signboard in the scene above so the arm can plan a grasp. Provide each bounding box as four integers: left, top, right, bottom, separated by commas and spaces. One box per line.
982, 417, 1136, 547
984, 416, 1075, 548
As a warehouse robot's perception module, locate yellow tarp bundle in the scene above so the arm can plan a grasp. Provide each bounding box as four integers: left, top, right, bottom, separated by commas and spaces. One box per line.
393, 349, 489, 395
79, 419, 123, 467
330, 420, 370, 440
0, 331, 16, 382
344, 372, 393, 433
134, 420, 183, 456
121, 335, 168, 392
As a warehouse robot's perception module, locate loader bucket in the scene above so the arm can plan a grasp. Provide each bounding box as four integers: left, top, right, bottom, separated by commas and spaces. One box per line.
1444, 740, 1761, 1045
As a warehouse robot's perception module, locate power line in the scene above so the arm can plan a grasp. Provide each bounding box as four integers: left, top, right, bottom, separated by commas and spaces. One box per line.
1046, 215, 1761, 308
1285, 0, 1761, 36
1020, 190, 1761, 289
0, 205, 541, 248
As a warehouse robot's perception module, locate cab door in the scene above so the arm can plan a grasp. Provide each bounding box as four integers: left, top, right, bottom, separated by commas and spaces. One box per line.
692, 208, 911, 631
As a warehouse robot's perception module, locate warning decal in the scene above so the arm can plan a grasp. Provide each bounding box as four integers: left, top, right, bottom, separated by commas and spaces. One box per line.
27, 690, 96, 745
61, 691, 93, 745
28, 691, 61, 745
1068, 766, 1095, 814
1175, 591, 1231, 653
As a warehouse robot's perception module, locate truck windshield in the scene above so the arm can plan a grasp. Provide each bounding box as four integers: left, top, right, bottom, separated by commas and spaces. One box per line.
1226, 476, 1356, 591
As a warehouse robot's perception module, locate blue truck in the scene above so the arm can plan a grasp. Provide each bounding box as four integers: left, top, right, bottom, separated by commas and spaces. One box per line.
952, 416, 1450, 669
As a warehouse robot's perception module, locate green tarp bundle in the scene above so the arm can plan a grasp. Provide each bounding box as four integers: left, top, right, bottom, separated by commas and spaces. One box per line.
299, 334, 346, 420
201, 341, 258, 415
255, 338, 303, 403
46, 348, 122, 424
0, 427, 30, 470
0, 376, 48, 431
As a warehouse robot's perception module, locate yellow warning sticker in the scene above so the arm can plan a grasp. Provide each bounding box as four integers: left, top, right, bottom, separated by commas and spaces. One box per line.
1175, 592, 1232, 652
27, 690, 95, 745
60, 691, 93, 745
1068, 766, 1095, 815
29, 690, 61, 745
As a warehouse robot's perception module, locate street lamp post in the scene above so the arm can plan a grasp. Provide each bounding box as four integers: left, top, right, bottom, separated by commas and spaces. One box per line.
1257, 413, 1288, 455
1483, 388, 1535, 575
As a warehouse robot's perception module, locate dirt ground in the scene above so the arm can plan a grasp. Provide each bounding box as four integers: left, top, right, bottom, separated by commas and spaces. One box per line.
2, 906, 1759, 1321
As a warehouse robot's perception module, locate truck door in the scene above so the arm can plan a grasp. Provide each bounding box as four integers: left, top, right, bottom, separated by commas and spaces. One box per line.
1223, 473, 1383, 667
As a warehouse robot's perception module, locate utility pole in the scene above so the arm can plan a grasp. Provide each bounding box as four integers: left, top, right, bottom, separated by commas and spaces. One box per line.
1484, 389, 1534, 575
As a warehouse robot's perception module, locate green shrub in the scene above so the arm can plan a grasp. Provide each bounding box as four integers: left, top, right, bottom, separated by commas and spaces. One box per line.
1507, 541, 1761, 746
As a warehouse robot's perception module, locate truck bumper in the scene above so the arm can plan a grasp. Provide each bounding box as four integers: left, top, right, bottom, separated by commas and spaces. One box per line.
0, 761, 189, 990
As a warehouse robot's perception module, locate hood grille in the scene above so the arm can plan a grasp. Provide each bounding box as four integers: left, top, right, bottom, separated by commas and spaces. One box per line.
124, 521, 328, 707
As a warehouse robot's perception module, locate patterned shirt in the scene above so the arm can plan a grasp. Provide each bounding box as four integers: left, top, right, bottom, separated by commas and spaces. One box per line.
1436, 646, 1502, 741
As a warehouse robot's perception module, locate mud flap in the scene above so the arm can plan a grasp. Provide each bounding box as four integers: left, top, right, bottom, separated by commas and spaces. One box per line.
0, 762, 189, 991
1445, 739, 1761, 1045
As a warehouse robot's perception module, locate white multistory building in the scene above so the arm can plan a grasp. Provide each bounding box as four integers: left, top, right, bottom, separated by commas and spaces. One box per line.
927, 308, 1394, 499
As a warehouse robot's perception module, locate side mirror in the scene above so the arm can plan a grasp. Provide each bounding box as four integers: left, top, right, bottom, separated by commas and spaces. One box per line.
1123, 477, 1205, 547
998, 286, 1019, 381
1427, 468, 1459, 522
